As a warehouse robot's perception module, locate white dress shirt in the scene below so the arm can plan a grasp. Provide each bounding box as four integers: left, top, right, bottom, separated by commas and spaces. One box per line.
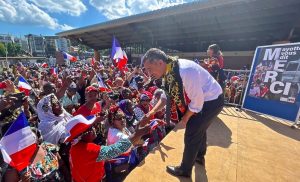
178, 59, 222, 113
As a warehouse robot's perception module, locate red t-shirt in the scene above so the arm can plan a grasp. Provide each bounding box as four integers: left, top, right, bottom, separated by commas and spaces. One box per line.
73, 102, 102, 117
70, 142, 105, 182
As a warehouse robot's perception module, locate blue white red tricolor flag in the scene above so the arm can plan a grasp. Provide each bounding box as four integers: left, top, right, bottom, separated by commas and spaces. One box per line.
0, 112, 38, 171
111, 36, 128, 71
150, 119, 160, 131
63, 52, 77, 62
17, 76, 32, 96
50, 67, 58, 76
96, 74, 110, 92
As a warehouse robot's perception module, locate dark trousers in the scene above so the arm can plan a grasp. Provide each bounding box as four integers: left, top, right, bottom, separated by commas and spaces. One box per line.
181, 94, 224, 172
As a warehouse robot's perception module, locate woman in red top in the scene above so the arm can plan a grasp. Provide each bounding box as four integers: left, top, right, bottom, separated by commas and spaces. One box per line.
65, 115, 151, 182
73, 86, 102, 117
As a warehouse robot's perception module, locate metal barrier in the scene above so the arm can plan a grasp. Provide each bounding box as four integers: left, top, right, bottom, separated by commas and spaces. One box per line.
223, 69, 250, 107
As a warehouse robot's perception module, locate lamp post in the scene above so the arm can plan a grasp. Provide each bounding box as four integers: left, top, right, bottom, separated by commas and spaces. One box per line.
4, 42, 8, 68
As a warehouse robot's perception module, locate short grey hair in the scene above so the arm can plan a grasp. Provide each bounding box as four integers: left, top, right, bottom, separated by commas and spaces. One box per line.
141, 48, 168, 66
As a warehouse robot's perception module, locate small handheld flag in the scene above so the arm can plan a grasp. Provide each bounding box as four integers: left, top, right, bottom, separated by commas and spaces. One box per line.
111, 37, 128, 71
150, 120, 159, 131
96, 74, 110, 92
63, 52, 77, 62
17, 76, 32, 96
50, 67, 58, 76
0, 112, 38, 171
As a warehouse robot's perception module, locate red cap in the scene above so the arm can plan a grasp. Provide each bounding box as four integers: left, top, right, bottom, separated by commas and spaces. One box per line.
99, 87, 111, 92
85, 86, 98, 93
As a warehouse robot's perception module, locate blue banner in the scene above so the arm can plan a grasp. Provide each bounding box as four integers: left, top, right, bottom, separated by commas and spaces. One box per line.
243, 43, 300, 122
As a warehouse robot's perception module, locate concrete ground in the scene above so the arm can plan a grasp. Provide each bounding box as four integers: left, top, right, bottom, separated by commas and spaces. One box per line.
125, 106, 300, 182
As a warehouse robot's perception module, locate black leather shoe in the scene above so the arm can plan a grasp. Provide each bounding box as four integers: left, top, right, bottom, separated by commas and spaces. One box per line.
166, 166, 191, 177
195, 156, 205, 166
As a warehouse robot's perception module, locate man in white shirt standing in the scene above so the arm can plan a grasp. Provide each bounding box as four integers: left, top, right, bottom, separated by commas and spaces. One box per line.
142, 48, 224, 177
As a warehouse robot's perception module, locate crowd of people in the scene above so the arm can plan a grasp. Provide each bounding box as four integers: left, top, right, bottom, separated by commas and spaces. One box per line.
223, 73, 248, 105
0, 44, 227, 181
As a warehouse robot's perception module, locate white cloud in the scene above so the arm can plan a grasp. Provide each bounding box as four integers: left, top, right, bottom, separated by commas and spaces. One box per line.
0, 1, 17, 22
89, 0, 191, 20
0, 0, 75, 31
59, 24, 75, 31
29, 0, 87, 16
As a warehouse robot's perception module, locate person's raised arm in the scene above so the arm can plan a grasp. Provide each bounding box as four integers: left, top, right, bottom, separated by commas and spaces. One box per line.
126, 67, 138, 82
56, 76, 72, 100
96, 125, 150, 161
147, 95, 167, 118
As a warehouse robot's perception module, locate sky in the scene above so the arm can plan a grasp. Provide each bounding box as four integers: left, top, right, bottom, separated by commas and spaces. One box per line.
0, 0, 196, 37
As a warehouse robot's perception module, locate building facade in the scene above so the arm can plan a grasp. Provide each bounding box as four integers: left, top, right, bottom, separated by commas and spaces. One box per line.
0, 34, 14, 44
25, 34, 46, 57
45, 36, 58, 57
14, 37, 29, 53
55, 38, 71, 52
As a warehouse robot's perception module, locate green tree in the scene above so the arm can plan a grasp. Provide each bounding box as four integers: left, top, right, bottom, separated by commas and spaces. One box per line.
15, 44, 21, 56
0, 43, 6, 57
7, 42, 16, 56
5, 42, 23, 56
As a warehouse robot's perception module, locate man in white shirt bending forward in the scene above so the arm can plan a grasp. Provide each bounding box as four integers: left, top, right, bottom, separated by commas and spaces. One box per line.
142, 48, 224, 178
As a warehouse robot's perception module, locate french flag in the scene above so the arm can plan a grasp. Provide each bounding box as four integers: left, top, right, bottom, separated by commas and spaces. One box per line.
111, 36, 123, 61
17, 76, 32, 96
150, 119, 159, 131
63, 52, 77, 62
117, 50, 128, 71
50, 67, 58, 76
97, 74, 110, 92
111, 37, 128, 71
0, 112, 38, 171
64, 115, 96, 143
